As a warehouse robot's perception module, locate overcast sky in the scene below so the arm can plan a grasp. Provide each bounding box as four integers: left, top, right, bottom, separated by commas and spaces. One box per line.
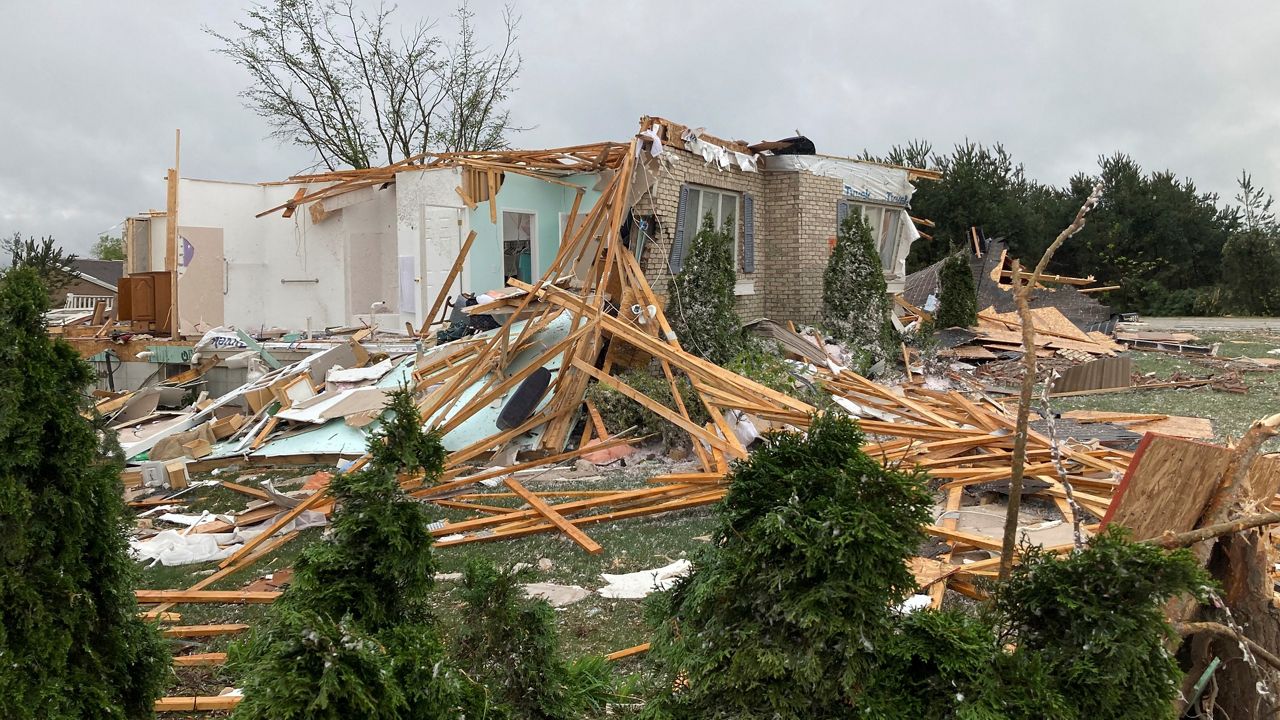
3, 1, 1278, 256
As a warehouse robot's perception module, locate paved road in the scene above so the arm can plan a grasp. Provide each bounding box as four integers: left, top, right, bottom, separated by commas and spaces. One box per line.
1133, 317, 1280, 333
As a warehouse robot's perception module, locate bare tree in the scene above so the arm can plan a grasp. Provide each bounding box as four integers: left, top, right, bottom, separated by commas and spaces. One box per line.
208, 0, 523, 170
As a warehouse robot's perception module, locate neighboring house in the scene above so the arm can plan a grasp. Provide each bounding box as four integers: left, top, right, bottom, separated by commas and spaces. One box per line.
49, 258, 123, 310
631, 117, 936, 324
119, 115, 932, 334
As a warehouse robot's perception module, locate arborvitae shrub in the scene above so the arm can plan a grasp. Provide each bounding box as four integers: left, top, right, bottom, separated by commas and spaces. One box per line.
642, 413, 932, 719
669, 213, 743, 365
936, 248, 978, 328
992, 527, 1210, 720
454, 559, 615, 719
230, 388, 480, 720
0, 266, 168, 720
822, 211, 896, 363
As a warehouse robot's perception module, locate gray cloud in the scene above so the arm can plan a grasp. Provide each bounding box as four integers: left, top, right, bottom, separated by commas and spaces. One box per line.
3, 0, 1277, 256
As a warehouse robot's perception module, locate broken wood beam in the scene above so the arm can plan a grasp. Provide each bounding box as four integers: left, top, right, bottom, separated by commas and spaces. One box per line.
503, 477, 603, 554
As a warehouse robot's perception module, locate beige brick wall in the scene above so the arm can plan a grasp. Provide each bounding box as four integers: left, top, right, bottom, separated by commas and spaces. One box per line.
634, 146, 843, 327
633, 147, 766, 320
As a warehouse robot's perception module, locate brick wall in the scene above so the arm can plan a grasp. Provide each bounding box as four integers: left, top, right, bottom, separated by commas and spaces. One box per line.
633, 146, 766, 319
634, 145, 844, 327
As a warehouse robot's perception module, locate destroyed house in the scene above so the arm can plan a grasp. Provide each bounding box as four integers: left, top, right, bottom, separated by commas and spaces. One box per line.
122, 159, 605, 335
118, 117, 933, 337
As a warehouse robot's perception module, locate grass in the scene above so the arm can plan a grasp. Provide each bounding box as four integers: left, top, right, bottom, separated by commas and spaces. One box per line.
1053, 331, 1280, 446
136, 459, 718, 696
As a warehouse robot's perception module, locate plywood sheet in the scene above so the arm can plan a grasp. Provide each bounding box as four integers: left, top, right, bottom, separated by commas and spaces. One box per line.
1103, 434, 1280, 541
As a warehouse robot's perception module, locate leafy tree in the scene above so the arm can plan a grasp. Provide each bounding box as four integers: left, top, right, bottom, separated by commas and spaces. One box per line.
935, 248, 977, 328
229, 388, 484, 719
208, 0, 522, 170
91, 234, 125, 261
822, 211, 895, 363
0, 266, 168, 719
1222, 172, 1280, 315
642, 413, 933, 719
453, 559, 616, 719
669, 213, 743, 365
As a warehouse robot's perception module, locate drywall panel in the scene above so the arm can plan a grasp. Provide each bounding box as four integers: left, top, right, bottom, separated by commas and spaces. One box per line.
176, 226, 224, 333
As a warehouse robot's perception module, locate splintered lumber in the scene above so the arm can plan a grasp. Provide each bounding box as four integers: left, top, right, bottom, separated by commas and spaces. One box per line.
135, 590, 281, 604
503, 477, 603, 554
161, 624, 251, 638
218, 487, 328, 568
572, 358, 742, 458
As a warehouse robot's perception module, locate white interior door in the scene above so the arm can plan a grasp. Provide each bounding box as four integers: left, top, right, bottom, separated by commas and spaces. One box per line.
420, 205, 464, 326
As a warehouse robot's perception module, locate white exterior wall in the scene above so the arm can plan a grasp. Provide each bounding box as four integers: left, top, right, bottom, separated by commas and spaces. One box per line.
393, 168, 466, 332
145, 178, 401, 333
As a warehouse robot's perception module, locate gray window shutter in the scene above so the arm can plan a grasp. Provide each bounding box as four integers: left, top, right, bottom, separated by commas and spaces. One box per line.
837, 199, 851, 233
669, 184, 691, 274
741, 193, 755, 272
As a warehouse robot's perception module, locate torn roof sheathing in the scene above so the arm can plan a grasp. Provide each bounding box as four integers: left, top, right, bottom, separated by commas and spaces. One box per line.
257, 142, 629, 219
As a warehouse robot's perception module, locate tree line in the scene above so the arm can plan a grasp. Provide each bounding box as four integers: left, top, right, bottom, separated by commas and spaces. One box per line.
865, 141, 1280, 316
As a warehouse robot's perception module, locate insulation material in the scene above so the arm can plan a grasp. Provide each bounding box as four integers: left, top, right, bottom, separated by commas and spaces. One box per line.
597, 559, 692, 599
766, 155, 916, 206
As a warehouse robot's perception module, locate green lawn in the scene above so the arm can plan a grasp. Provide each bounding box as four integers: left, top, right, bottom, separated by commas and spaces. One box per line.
138, 463, 717, 696
1053, 332, 1280, 446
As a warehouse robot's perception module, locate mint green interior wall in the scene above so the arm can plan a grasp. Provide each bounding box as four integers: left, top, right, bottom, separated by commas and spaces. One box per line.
466, 173, 601, 292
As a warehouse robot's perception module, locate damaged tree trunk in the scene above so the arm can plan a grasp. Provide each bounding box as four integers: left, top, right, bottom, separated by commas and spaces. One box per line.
998, 184, 1104, 580
1176, 413, 1280, 719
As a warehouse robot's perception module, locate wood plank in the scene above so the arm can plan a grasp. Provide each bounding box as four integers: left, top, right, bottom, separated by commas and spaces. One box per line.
503, 477, 603, 554
161, 624, 251, 638
606, 642, 651, 661
172, 652, 227, 667
155, 696, 242, 712
135, 590, 281, 604
218, 488, 328, 569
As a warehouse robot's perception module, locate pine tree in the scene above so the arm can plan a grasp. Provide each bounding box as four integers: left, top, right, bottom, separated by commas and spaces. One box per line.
0, 266, 168, 719
822, 212, 895, 364
229, 388, 484, 720
935, 248, 978, 328
1223, 172, 1280, 315
669, 213, 743, 365
642, 413, 933, 719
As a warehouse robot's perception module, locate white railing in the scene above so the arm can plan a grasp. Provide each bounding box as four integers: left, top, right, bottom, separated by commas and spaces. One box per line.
64, 293, 114, 310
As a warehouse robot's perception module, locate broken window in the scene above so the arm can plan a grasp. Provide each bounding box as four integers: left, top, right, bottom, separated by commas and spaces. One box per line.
845, 202, 904, 273
502, 210, 535, 284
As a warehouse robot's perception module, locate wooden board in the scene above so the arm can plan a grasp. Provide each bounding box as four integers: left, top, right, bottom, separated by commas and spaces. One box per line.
1060, 410, 1214, 440
1102, 434, 1280, 541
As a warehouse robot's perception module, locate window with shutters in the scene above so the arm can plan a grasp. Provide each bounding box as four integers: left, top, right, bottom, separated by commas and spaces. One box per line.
685, 186, 740, 269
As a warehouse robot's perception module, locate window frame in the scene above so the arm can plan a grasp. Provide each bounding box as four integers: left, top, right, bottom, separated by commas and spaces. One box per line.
685, 185, 741, 271
847, 201, 903, 274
